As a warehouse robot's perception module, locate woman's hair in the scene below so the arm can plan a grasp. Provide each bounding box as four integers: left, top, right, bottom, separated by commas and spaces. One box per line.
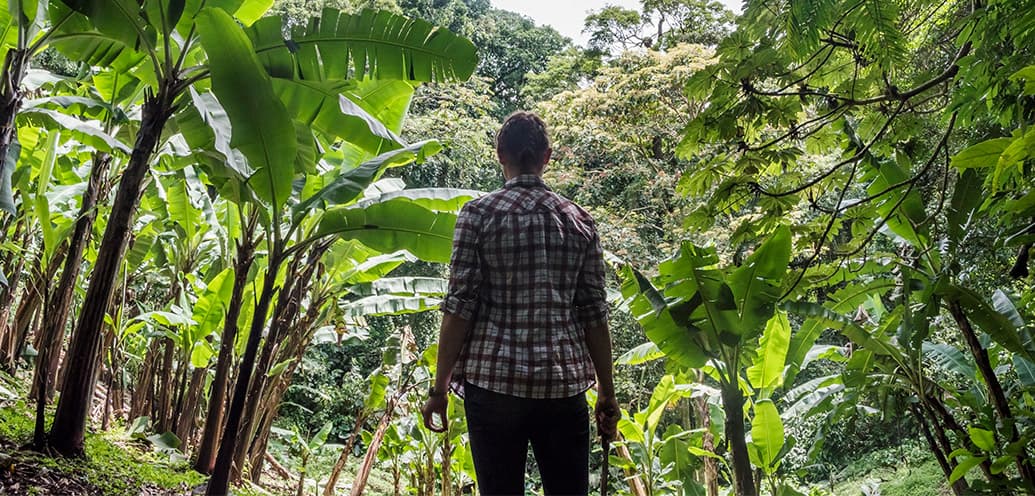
495, 111, 550, 172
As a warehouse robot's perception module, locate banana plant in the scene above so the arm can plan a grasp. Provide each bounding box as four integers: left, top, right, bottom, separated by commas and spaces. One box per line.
1, 0, 61, 215
269, 421, 341, 496
43, 0, 476, 466
610, 374, 719, 496
620, 225, 792, 496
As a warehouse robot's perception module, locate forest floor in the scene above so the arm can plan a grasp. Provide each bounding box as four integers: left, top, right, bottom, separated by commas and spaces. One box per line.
0, 398, 207, 496
1, 370, 949, 496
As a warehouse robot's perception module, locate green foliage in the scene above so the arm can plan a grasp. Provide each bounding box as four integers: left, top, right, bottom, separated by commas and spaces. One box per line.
0, 400, 204, 495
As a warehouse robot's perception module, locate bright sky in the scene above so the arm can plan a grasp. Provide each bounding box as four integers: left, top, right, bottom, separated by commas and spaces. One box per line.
491, 0, 743, 46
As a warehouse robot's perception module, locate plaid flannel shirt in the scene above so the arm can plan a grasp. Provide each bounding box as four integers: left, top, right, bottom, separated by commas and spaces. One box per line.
441, 174, 609, 399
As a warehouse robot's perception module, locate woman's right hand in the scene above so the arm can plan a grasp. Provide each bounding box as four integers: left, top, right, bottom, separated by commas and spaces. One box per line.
595, 393, 620, 441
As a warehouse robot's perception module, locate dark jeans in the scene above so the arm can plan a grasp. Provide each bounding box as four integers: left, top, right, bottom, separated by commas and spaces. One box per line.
464, 382, 589, 496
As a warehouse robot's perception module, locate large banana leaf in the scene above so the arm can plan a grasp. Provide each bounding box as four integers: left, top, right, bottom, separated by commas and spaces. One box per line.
49, 0, 153, 68
728, 225, 792, 340
175, 88, 253, 181
783, 279, 895, 385
271, 78, 403, 154
618, 264, 710, 369
343, 79, 414, 134
177, 0, 271, 33
749, 399, 785, 472
341, 294, 440, 317
293, 140, 442, 218
337, 250, 415, 285
248, 8, 478, 83
355, 187, 484, 212
862, 156, 928, 247
0, 2, 18, 53
939, 284, 1033, 361
922, 342, 976, 378
196, 7, 296, 211
660, 243, 739, 345
746, 311, 791, 391
17, 107, 131, 154
315, 198, 456, 264
784, 301, 904, 359
348, 277, 447, 297
189, 267, 234, 367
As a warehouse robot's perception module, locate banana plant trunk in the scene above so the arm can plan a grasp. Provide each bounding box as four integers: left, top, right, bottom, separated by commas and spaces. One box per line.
48, 87, 176, 457
175, 362, 209, 450
6, 242, 66, 374
247, 355, 303, 484
249, 296, 326, 482
0, 224, 27, 370
720, 381, 757, 496
324, 411, 369, 496
232, 248, 323, 482
208, 251, 283, 495
350, 398, 399, 496
695, 373, 719, 496
130, 339, 160, 420
0, 47, 29, 211
155, 337, 177, 432
31, 152, 114, 401
194, 221, 257, 474
922, 391, 999, 483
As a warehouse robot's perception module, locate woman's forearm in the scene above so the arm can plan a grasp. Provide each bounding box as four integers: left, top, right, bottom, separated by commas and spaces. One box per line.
584, 324, 615, 396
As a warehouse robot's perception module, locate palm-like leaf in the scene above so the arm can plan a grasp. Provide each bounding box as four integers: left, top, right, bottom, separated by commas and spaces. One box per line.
248, 8, 478, 83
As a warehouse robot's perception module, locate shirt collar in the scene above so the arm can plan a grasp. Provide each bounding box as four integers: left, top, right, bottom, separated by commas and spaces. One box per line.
504, 174, 549, 190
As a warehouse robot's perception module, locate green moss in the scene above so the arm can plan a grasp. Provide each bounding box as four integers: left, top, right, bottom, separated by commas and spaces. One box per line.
879, 460, 950, 496
1, 397, 205, 495
74, 432, 206, 495
0, 399, 35, 442
828, 459, 951, 496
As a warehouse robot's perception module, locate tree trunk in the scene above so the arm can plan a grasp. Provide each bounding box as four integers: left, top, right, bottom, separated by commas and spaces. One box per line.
31, 152, 113, 401
155, 337, 177, 432
0, 221, 27, 347
911, 404, 968, 495
947, 300, 1035, 487
349, 400, 398, 496
48, 87, 176, 457
194, 216, 257, 474
232, 249, 322, 482
324, 412, 368, 496
175, 364, 208, 451
208, 253, 283, 495
130, 339, 161, 421
0, 46, 29, 216
695, 375, 718, 496
720, 381, 757, 496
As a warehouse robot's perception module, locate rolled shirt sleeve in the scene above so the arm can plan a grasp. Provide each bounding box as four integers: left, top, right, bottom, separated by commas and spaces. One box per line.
441, 203, 482, 321
574, 228, 609, 330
